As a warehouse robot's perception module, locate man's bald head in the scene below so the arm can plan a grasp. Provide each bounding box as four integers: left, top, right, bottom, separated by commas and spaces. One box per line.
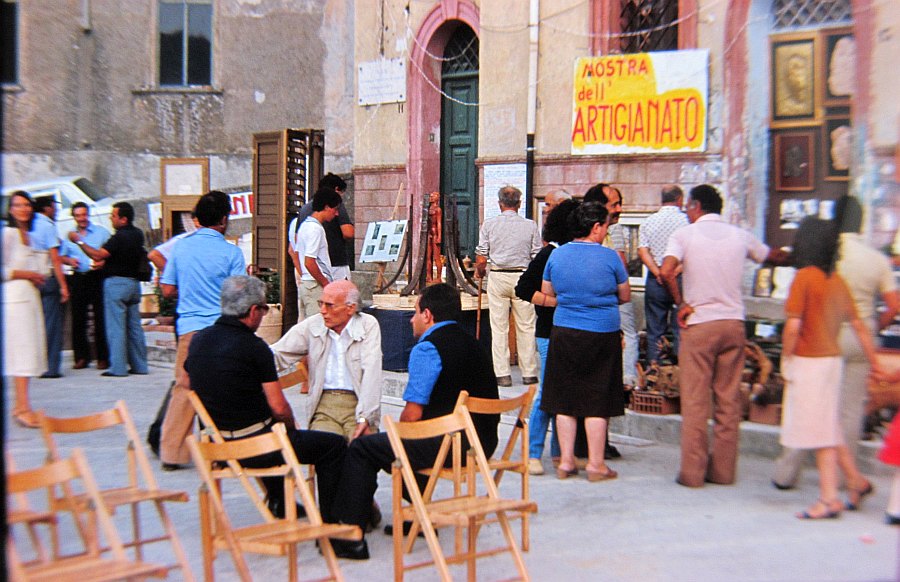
319, 280, 360, 333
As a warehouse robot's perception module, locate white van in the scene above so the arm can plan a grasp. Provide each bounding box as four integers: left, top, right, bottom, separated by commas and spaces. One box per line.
1, 176, 115, 237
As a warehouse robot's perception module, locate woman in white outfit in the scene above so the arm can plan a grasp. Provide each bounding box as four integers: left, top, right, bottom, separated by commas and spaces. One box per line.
3, 191, 48, 428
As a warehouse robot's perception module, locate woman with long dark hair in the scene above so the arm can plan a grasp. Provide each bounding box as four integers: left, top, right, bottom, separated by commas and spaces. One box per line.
540, 201, 630, 481
3, 190, 49, 427
779, 216, 883, 518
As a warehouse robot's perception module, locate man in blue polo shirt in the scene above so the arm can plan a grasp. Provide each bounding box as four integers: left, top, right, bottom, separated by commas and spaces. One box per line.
60, 201, 111, 370
158, 191, 246, 470
327, 283, 499, 560
31, 196, 70, 378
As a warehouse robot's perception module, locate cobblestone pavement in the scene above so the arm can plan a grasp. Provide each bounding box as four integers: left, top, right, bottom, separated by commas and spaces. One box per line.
6, 356, 898, 581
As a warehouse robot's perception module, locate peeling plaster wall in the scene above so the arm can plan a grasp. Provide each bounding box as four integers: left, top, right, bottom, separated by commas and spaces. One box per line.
3, 0, 338, 202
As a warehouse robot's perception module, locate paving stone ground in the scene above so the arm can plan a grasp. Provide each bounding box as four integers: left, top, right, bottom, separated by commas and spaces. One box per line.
6, 355, 898, 581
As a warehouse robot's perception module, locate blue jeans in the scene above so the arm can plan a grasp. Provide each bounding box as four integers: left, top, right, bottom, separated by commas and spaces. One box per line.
39, 276, 63, 375
103, 277, 147, 376
528, 337, 560, 459
644, 275, 680, 363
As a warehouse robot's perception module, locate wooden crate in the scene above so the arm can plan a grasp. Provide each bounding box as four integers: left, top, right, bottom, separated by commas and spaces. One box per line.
630, 391, 680, 415
748, 402, 782, 425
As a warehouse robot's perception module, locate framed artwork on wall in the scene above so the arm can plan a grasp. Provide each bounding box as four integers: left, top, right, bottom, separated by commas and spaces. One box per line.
774, 130, 815, 191
772, 35, 817, 123
821, 28, 854, 107
824, 117, 851, 181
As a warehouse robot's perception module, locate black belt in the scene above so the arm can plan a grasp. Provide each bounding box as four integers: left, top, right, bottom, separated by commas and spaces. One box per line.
322, 389, 356, 396
219, 417, 274, 439
491, 268, 525, 273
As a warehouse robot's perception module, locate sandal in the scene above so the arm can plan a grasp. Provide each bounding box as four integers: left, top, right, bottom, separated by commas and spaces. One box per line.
12, 410, 38, 429
796, 498, 842, 520
845, 481, 874, 511
556, 467, 578, 480
586, 467, 618, 482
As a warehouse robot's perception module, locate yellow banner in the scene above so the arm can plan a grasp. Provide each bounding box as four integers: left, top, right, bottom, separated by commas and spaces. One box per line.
571, 50, 708, 154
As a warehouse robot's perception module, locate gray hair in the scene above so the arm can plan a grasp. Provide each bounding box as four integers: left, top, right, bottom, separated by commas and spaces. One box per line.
498, 186, 522, 208
661, 185, 683, 204
221, 275, 267, 317
345, 287, 360, 306
547, 189, 572, 203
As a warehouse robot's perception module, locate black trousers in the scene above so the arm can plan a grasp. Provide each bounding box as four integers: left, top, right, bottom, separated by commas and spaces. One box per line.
235, 426, 346, 523
333, 432, 442, 530
67, 271, 108, 363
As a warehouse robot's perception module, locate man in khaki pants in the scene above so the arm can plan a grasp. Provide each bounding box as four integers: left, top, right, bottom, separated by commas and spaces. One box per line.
475, 186, 542, 387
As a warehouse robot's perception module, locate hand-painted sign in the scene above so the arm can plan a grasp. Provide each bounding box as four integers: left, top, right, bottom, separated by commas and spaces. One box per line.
572, 50, 709, 155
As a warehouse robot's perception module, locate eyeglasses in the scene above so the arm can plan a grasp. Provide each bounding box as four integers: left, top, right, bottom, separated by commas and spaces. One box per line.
317, 300, 348, 310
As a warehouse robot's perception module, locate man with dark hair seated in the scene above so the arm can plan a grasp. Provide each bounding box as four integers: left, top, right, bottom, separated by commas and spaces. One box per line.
328, 283, 499, 560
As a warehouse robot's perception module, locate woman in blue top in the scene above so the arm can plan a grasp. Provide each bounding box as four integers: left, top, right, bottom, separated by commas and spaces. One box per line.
541, 201, 630, 481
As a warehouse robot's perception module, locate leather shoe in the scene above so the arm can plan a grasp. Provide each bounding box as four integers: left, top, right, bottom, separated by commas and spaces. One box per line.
521, 376, 539, 385
128, 369, 149, 375
266, 496, 307, 519
96, 360, 110, 370
40, 372, 62, 379
161, 462, 184, 472
329, 538, 369, 560
73, 359, 89, 370
101, 371, 127, 377
383, 521, 435, 538
605, 443, 621, 459
496, 375, 512, 387
885, 513, 900, 526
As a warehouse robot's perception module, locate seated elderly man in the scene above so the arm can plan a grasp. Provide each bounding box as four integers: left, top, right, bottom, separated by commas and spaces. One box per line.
184, 275, 346, 521
326, 283, 499, 560
270, 279, 382, 441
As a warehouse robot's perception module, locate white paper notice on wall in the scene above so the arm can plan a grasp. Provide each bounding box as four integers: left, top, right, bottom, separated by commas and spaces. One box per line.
483, 164, 527, 220
358, 58, 406, 105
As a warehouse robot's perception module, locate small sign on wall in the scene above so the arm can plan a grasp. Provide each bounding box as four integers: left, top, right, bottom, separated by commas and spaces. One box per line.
358, 58, 406, 105
360, 220, 408, 263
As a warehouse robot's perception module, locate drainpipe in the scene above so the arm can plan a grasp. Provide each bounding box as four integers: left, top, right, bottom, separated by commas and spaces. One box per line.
525, 0, 540, 219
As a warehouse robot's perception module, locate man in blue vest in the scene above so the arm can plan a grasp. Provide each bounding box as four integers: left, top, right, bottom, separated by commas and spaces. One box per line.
328, 283, 499, 560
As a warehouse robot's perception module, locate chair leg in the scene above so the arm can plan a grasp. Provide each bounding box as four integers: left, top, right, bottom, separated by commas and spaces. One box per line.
467, 516, 477, 582
319, 538, 345, 582
199, 489, 215, 582
497, 510, 530, 581
154, 499, 195, 581
288, 544, 297, 582
130, 502, 142, 561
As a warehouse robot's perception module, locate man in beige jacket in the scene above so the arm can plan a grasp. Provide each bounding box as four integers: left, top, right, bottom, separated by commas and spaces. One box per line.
270, 279, 383, 440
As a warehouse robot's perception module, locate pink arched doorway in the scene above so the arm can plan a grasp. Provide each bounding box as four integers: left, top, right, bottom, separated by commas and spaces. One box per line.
407, 1, 480, 265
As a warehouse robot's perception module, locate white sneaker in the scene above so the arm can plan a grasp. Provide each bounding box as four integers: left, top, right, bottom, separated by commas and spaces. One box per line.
527, 458, 545, 475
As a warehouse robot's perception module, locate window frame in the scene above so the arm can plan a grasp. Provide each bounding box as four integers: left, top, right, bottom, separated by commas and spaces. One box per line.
591, 0, 698, 56
157, 0, 213, 88
1, 0, 19, 85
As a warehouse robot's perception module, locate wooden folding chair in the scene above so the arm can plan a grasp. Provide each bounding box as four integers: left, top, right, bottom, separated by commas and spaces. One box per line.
37, 401, 193, 580
6, 449, 168, 582
187, 390, 316, 509
385, 406, 537, 582
6, 453, 61, 567
414, 387, 536, 551
186, 423, 361, 582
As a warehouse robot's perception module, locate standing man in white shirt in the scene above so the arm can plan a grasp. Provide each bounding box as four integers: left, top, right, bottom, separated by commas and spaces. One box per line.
638, 185, 689, 365
295, 188, 342, 319
475, 186, 542, 387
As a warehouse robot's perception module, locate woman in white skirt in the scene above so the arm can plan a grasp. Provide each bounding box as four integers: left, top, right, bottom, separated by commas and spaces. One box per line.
3, 191, 48, 428
779, 217, 883, 519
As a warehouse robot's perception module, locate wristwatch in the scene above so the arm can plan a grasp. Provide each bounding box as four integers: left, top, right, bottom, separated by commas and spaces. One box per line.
356, 417, 368, 425
76, 240, 85, 247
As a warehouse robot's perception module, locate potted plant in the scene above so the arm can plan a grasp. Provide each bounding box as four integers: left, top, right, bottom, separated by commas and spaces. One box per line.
154, 284, 176, 326
254, 268, 282, 344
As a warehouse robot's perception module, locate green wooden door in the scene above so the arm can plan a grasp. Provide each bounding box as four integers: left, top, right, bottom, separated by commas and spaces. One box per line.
440, 75, 479, 260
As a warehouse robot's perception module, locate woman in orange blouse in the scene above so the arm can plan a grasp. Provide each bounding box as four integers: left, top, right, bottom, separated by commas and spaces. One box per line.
779, 217, 883, 519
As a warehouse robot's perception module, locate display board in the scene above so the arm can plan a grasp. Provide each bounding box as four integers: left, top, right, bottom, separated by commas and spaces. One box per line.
360, 220, 407, 263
